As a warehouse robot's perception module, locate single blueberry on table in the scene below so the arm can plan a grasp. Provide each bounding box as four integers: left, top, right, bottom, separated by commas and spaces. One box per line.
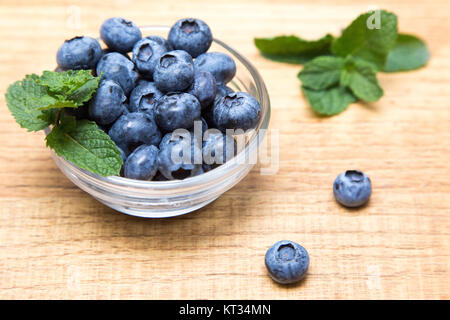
213, 92, 261, 132
123, 145, 159, 180
56, 36, 102, 70
132, 38, 168, 78
265, 240, 309, 285
129, 80, 163, 114
158, 131, 202, 180
168, 18, 212, 58
154, 93, 201, 132
333, 170, 372, 207
188, 71, 216, 110
153, 50, 194, 92
108, 112, 161, 156
88, 80, 127, 125
202, 130, 236, 167
100, 17, 142, 53
194, 52, 236, 84
96, 52, 139, 95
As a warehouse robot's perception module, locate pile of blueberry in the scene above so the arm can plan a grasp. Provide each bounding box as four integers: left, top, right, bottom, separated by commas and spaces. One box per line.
56, 17, 262, 180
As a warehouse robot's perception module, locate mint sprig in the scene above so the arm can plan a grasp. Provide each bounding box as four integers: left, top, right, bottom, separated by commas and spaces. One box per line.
5, 70, 123, 177
255, 9, 430, 116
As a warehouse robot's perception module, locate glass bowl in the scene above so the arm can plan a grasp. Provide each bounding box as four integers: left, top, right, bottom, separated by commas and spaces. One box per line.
47, 25, 270, 218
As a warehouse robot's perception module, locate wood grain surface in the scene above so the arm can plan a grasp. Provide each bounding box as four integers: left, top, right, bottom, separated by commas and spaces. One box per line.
0, 0, 449, 300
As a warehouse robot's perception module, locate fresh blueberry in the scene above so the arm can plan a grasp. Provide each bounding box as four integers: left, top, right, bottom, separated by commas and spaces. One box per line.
123, 145, 159, 180
204, 85, 233, 128
108, 112, 161, 156
154, 93, 201, 132
153, 50, 194, 92
100, 17, 142, 53
56, 36, 102, 70
96, 52, 138, 95
213, 92, 261, 132
88, 80, 126, 125
333, 170, 372, 207
168, 18, 212, 58
215, 84, 234, 101
202, 129, 235, 166
194, 52, 236, 84
132, 38, 168, 78
187, 71, 216, 110
265, 240, 309, 285
129, 80, 163, 114
145, 35, 172, 51
158, 131, 202, 180
189, 117, 208, 135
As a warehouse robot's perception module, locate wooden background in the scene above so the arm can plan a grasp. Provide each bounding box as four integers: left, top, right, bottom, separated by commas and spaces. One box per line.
0, 0, 449, 299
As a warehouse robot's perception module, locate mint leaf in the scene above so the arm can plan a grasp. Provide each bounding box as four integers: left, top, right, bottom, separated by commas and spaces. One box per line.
254, 34, 334, 64
302, 86, 357, 116
38, 70, 100, 108
5, 78, 54, 131
46, 119, 123, 177
340, 58, 383, 102
331, 10, 398, 70
298, 56, 344, 90
384, 34, 430, 72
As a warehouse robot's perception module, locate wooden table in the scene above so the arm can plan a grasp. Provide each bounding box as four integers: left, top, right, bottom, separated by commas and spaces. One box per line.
0, 0, 448, 299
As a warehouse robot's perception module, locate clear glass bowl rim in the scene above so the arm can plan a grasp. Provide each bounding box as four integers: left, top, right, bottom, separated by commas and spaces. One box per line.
52, 25, 270, 192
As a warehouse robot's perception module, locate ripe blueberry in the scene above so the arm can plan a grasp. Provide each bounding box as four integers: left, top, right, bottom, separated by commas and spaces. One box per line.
100, 17, 142, 53
123, 145, 159, 180
153, 50, 194, 92
168, 18, 212, 58
132, 38, 168, 78
56, 36, 102, 70
145, 35, 172, 51
96, 52, 138, 95
213, 92, 261, 132
157, 132, 202, 180
194, 52, 236, 84
88, 80, 127, 125
187, 71, 216, 110
154, 93, 201, 132
108, 112, 161, 156
265, 240, 309, 284
333, 170, 372, 207
128, 80, 163, 115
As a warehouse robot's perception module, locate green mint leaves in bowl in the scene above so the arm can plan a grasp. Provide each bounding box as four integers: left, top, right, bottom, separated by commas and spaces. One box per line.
254, 9, 430, 116
5, 70, 123, 177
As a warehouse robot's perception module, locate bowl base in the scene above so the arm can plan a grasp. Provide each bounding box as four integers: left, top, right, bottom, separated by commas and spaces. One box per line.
94, 196, 220, 218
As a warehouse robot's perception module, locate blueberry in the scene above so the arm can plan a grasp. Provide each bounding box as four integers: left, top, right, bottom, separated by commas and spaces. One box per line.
56, 36, 102, 70
132, 38, 168, 78
202, 129, 235, 166
145, 35, 172, 51
168, 18, 212, 58
100, 17, 142, 53
204, 85, 233, 128
88, 80, 126, 125
129, 80, 163, 114
123, 145, 159, 180
213, 92, 261, 132
154, 93, 201, 132
108, 112, 161, 156
265, 240, 309, 285
194, 52, 236, 84
153, 50, 194, 92
187, 71, 216, 110
158, 131, 202, 180
96, 52, 138, 95
333, 170, 372, 207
